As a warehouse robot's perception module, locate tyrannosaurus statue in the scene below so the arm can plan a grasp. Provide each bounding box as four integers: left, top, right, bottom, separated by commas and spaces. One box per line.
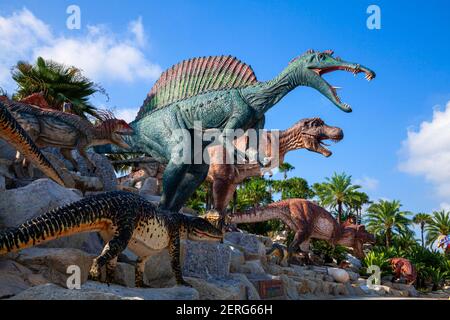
204, 198, 375, 259
0, 191, 223, 287
0, 101, 65, 186
3, 98, 133, 173
207, 117, 343, 216
98, 50, 375, 214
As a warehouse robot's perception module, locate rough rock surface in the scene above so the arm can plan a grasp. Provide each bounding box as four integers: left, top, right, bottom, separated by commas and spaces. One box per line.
182, 241, 231, 279
224, 232, 266, 260
10, 282, 199, 300
0, 179, 103, 253
139, 177, 159, 197
327, 268, 350, 283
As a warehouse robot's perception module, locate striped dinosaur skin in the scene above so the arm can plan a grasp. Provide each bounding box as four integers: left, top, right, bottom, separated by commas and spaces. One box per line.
0, 101, 65, 186
0, 191, 223, 287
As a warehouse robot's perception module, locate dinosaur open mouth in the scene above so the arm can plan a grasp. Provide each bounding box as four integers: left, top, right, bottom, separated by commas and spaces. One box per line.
303, 133, 343, 157
309, 65, 375, 112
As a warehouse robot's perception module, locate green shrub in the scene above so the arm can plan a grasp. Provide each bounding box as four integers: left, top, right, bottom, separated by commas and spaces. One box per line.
310, 239, 348, 264
362, 250, 392, 277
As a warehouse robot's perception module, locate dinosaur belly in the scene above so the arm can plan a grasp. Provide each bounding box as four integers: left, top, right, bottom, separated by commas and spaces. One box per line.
128, 218, 170, 257
311, 217, 335, 240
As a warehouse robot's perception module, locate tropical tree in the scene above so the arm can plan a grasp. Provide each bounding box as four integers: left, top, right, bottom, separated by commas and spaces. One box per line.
365, 200, 411, 248
278, 162, 295, 180
11, 57, 106, 118
236, 177, 272, 211
425, 210, 450, 248
312, 172, 362, 223
347, 191, 371, 224
272, 177, 314, 200
412, 213, 433, 247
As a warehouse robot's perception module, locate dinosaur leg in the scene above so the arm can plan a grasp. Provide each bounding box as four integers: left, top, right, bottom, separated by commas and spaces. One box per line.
89, 228, 132, 283
60, 148, 79, 172
135, 256, 150, 288
287, 231, 309, 265
159, 161, 189, 211
78, 147, 96, 174
166, 163, 210, 212
168, 230, 191, 287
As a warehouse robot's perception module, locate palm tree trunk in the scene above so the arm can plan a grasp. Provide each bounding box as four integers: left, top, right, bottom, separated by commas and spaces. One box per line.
386, 228, 391, 248
337, 201, 342, 223
420, 223, 425, 247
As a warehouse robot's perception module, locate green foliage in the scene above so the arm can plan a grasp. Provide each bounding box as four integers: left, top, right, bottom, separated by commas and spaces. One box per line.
278, 162, 295, 180
425, 210, 450, 247
312, 172, 363, 222
362, 250, 392, 277
186, 181, 210, 214
310, 239, 348, 264
271, 177, 314, 200
413, 213, 433, 247
11, 57, 106, 118
365, 200, 411, 248
236, 177, 272, 211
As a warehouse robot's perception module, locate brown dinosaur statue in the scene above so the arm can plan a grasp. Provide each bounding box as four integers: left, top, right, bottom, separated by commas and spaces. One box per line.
205, 199, 375, 259
389, 258, 417, 285
206, 118, 343, 217
2, 99, 133, 172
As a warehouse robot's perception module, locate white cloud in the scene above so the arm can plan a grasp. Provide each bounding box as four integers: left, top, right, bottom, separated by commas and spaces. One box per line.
128, 17, 146, 47
0, 9, 161, 90
354, 176, 379, 191
113, 107, 139, 123
399, 101, 450, 198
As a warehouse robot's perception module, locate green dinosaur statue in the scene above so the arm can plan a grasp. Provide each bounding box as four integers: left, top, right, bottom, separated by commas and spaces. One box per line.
97, 50, 375, 213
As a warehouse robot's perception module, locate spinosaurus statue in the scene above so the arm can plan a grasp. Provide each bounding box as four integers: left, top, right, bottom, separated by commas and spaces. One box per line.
0, 101, 65, 186
0, 191, 223, 287
204, 198, 375, 260
97, 50, 375, 213
2, 98, 133, 173
207, 117, 343, 216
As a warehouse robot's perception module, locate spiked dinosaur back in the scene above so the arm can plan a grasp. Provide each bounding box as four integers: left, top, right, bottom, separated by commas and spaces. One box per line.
137, 56, 258, 119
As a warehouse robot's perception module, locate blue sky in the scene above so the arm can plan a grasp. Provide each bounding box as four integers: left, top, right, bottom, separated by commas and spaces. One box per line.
1, 1, 450, 222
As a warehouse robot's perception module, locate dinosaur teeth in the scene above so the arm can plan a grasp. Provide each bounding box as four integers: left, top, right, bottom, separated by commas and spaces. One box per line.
332, 86, 342, 90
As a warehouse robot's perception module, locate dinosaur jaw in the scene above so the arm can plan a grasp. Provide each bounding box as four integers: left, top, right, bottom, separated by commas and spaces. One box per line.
308, 64, 376, 112
303, 133, 343, 157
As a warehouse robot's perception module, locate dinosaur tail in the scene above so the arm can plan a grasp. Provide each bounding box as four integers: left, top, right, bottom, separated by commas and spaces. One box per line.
0, 102, 65, 186
230, 205, 280, 224
0, 194, 112, 255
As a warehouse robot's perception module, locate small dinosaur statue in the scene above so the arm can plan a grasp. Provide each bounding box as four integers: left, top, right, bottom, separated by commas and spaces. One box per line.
0, 191, 223, 287
389, 258, 417, 285
98, 50, 375, 214
3, 98, 133, 173
205, 199, 375, 259
0, 101, 65, 186
206, 117, 343, 218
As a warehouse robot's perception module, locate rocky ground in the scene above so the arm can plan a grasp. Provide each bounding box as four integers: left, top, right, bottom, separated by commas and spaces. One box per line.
1, 175, 449, 300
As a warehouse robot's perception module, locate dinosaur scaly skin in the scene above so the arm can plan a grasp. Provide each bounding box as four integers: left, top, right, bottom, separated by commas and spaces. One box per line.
0, 101, 65, 186
98, 51, 375, 214
3, 98, 133, 172
205, 199, 375, 259
389, 258, 417, 285
0, 191, 223, 287
207, 118, 343, 216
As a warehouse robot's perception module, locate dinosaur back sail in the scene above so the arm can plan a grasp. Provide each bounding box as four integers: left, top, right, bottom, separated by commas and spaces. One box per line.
136, 55, 258, 119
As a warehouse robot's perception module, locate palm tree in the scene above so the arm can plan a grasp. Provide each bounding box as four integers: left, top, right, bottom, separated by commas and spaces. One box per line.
425, 210, 450, 249
236, 177, 272, 211
278, 162, 295, 180
365, 200, 411, 248
412, 213, 433, 247
11, 57, 106, 118
348, 191, 370, 224
312, 172, 362, 223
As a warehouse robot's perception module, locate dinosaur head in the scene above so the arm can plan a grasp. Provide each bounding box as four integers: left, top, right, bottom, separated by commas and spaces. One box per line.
182, 215, 224, 242
287, 117, 343, 157
289, 49, 376, 112
96, 110, 134, 149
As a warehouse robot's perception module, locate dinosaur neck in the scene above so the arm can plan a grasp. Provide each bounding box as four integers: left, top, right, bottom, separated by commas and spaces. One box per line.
278, 128, 305, 160
240, 66, 301, 115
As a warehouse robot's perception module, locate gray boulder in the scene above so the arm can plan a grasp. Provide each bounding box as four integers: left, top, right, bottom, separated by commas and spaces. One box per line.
139, 177, 159, 197
225, 232, 266, 260
182, 241, 231, 279
9, 281, 199, 300
0, 178, 103, 253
